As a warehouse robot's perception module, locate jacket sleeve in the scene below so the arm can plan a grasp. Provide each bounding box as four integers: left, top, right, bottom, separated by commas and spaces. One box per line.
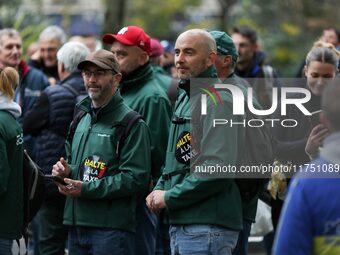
81, 121, 151, 199
141, 95, 172, 181
273, 179, 312, 255
23, 92, 49, 136
0, 136, 10, 195
164, 102, 244, 210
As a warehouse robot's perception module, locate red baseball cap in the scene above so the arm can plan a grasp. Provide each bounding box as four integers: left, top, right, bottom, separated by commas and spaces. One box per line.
102, 26, 151, 55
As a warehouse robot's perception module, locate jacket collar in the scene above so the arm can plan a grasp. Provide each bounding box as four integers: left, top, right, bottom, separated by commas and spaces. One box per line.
179, 65, 218, 96
120, 62, 153, 94
77, 90, 125, 118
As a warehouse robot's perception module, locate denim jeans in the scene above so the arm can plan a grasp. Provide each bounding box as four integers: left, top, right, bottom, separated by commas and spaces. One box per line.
232, 220, 252, 255
170, 225, 239, 255
68, 226, 135, 255
0, 238, 12, 255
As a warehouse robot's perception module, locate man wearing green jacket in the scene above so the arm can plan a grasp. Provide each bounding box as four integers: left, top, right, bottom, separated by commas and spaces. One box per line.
103, 26, 172, 255
210, 30, 262, 255
52, 49, 151, 255
147, 29, 245, 254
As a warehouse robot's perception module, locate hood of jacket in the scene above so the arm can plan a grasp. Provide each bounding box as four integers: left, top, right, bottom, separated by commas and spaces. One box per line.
0, 92, 21, 118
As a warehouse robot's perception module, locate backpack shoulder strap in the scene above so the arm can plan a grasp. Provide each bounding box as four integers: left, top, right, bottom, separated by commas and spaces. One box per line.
66, 110, 86, 144
112, 111, 143, 157
262, 65, 274, 90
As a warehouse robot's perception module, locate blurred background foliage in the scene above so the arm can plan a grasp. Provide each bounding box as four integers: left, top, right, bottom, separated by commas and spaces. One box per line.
1, 0, 339, 76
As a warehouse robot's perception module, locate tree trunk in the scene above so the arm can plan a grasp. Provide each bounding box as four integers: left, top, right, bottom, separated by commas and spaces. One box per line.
102, 0, 127, 35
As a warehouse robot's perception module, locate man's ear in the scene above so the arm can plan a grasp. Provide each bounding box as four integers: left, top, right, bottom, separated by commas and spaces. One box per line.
207, 52, 217, 67
223, 55, 232, 68
61, 62, 65, 73
138, 51, 149, 66
114, 72, 123, 84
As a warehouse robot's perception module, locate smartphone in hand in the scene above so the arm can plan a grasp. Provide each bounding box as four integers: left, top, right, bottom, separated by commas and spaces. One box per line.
308, 110, 322, 128
45, 174, 67, 186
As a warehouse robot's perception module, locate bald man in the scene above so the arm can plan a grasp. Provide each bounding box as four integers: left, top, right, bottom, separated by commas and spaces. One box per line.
147, 29, 245, 255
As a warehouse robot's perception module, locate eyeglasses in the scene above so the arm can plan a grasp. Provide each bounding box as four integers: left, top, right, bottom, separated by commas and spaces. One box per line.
82, 70, 113, 79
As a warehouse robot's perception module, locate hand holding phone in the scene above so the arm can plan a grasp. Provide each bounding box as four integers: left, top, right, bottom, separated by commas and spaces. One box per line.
308, 110, 322, 128
45, 174, 67, 186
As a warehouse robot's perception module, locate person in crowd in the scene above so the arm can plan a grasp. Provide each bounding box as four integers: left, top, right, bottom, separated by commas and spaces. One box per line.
69, 35, 98, 52
29, 25, 67, 85
102, 25, 172, 255
23, 42, 90, 255
146, 28, 245, 255
0, 27, 48, 255
296, 26, 340, 77
320, 27, 340, 50
231, 26, 279, 109
160, 40, 177, 78
0, 67, 23, 255
273, 82, 340, 255
210, 30, 265, 255
0, 28, 48, 153
272, 41, 339, 233
150, 37, 178, 107
52, 49, 151, 254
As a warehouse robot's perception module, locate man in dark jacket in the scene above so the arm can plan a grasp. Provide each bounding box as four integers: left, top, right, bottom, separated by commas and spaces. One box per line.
103, 26, 172, 255
52, 49, 151, 255
24, 42, 90, 255
28, 25, 67, 85
231, 26, 279, 110
147, 29, 245, 255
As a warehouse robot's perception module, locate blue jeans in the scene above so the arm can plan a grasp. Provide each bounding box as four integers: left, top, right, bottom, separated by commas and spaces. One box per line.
232, 220, 252, 255
0, 238, 12, 255
68, 226, 135, 255
170, 225, 239, 255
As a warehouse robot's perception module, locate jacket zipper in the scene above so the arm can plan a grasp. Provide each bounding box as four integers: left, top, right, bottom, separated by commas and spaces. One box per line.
72, 118, 93, 227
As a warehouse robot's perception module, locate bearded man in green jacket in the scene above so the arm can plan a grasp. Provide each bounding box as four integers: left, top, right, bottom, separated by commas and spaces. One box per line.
52, 49, 151, 255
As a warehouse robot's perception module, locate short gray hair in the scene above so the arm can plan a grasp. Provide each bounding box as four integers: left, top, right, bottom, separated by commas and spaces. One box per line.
57, 42, 90, 73
0, 28, 21, 47
39, 25, 67, 45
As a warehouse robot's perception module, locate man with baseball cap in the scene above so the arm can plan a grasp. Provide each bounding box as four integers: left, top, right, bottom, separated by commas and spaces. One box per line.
211, 30, 264, 255
52, 49, 151, 255
103, 26, 172, 255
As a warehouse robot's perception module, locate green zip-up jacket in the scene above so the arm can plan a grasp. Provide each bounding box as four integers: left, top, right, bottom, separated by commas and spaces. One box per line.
120, 63, 172, 183
155, 66, 245, 230
0, 109, 24, 239
63, 92, 151, 232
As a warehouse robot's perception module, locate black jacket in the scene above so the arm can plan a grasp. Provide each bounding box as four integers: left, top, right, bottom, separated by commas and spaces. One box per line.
24, 72, 85, 201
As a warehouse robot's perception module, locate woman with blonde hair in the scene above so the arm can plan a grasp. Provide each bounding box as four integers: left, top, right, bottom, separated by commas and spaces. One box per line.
271, 41, 339, 233
0, 67, 24, 254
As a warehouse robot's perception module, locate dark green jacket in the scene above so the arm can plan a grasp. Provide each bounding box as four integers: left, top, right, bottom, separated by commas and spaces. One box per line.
120, 63, 172, 183
155, 66, 245, 230
0, 110, 23, 239
63, 92, 151, 232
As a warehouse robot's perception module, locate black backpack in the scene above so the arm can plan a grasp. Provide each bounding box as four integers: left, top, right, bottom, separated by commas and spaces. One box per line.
66, 110, 143, 157
235, 108, 275, 201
